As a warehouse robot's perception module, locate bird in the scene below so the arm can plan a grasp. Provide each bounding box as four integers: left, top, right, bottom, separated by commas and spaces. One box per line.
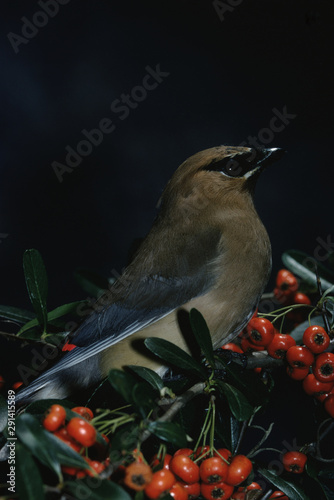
16, 145, 284, 404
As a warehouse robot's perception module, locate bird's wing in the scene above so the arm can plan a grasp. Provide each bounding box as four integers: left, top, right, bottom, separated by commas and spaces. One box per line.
16, 223, 222, 393
72, 274, 207, 346
22, 271, 217, 383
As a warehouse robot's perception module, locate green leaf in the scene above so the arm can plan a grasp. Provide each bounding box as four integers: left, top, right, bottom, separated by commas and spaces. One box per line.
282, 249, 334, 290
306, 459, 333, 500
108, 369, 137, 404
18, 300, 85, 335
65, 477, 132, 500
258, 467, 310, 500
127, 365, 164, 392
23, 249, 48, 331
16, 443, 45, 500
290, 315, 324, 344
46, 430, 92, 468
131, 382, 156, 418
0, 304, 35, 323
135, 492, 145, 500
144, 338, 207, 379
16, 413, 87, 479
74, 267, 110, 298
217, 381, 254, 421
189, 308, 215, 368
109, 423, 140, 456
147, 421, 188, 448
216, 358, 270, 407
16, 413, 61, 478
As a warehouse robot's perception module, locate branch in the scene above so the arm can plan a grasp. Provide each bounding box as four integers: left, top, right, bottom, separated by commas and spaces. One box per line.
218, 351, 283, 369
0, 330, 56, 348
140, 382, 206, 443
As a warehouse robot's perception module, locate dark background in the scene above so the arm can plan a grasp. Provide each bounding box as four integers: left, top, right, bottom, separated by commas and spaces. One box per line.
1, 0, 333, 312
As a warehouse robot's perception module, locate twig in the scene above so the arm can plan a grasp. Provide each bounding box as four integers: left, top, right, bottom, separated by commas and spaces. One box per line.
219, 351, 283, 369
0, 330, 56, 348
247, 422, 275, 458
234, 419, 249, 455
140, 382, 206, 443
313, 419, 334, 462
315, 266, 331, 333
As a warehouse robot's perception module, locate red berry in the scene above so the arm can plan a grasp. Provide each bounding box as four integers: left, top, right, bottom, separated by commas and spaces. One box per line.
267, 333, 296, 359
214, 448, 232, 464
61, 464, 80, 476
286, 365, 309, 381
302, 325, 330, 354
303, 373, 334, 396
12, 381, 23, 390
43, 404, 66, 432
199, 457, 229, 484
269, 491, 289, 499
324, 394, 334, 417
241, 338, 264, 354
231, 492, 245, 499
67, 417, 96, 447
245, 482, 262, 491
169, 482, 188, 500
282, 451, 307, 473
293, 292, 311, 305
124, 462, 153, 491
174, 448, 194, 458
246, 317, 275, 346
54, 427, 82, 452
145, 469, 176, 499
313, 352, 334, 383
170, 455, 200, 484
200, 481, 234, 500
286, 346, 314, 368
0, 375, 5, 391
71, 406, 94, 421
85, 458, 105, 477
276, 269, 298, 293
194, 445, 211, 461
225, 455, 252, 486
181, 481, 201, 498
150, 453, 172, 470
221, 343, 243, 354
315, 387, 333, 403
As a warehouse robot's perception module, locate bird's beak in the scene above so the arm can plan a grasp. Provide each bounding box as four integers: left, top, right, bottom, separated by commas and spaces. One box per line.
255, 147, 286, 171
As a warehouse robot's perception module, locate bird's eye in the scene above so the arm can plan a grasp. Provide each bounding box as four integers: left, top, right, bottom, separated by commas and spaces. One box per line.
205, 152, 255, 178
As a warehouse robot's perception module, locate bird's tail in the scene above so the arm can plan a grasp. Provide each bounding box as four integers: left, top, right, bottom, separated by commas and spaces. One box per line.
15, 354, 101, 406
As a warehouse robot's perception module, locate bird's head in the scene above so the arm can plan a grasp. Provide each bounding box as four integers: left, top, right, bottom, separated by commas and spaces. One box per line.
159, 145, 284, 221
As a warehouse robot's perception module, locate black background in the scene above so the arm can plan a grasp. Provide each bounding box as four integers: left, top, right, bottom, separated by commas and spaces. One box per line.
1, 0, 333, 311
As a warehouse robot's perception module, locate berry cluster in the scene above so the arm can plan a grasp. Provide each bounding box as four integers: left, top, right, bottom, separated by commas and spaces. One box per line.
222, 269, 334, 418
42, 404, 110, 478
123, 446, 254, 500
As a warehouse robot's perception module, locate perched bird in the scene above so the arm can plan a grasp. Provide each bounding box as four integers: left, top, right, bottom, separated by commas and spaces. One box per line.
16, 145, 283, 403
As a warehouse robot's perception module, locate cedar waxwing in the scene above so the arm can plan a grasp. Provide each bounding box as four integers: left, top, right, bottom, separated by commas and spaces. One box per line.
16, 145, 284, 403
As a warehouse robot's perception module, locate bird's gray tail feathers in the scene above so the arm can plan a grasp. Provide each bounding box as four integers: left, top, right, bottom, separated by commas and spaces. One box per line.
15, 354, 101, 405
